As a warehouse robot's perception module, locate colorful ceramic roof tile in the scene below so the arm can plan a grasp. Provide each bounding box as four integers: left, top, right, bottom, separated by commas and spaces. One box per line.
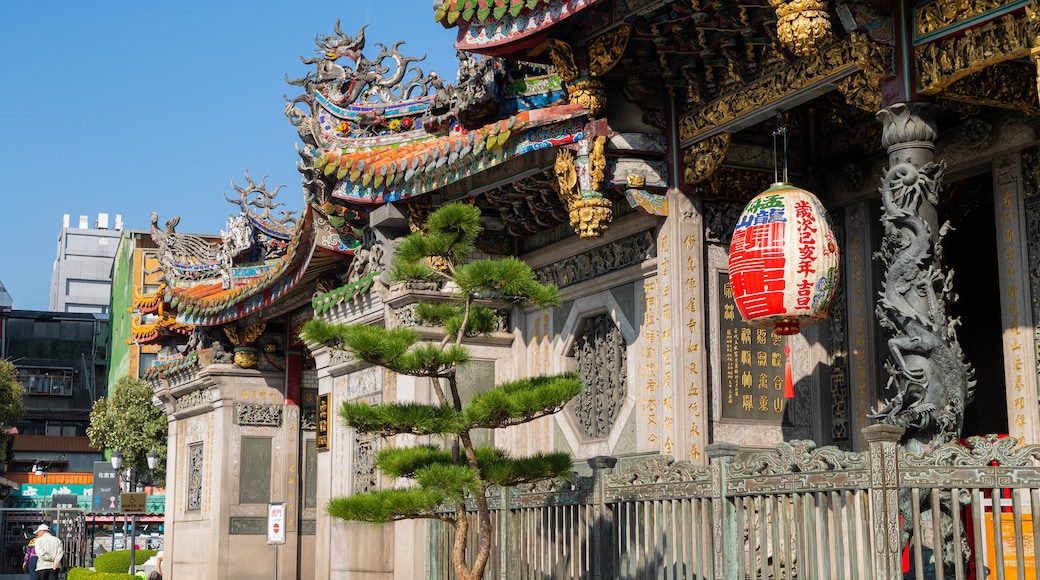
434, 0, 599, 52
285, 23, 590, 235
148, 177, 315, 326
131, 313, 193, 343
166, 206, 316, 326
320, 103, 586, 203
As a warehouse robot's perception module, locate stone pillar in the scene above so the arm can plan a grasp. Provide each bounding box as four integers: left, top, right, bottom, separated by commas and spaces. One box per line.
310, 345, 334, 580
871, 102, 974, 453
668, 192, 710, 462
706, 442, 740, 580
992, 153, 1040, 442
843, 201, 882, 450
588, 455, 618, 580
863, 424, 905, 580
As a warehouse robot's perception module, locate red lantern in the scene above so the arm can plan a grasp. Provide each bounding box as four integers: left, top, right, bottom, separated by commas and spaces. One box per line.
728, 182, 840, 396
729, 182, 840, 333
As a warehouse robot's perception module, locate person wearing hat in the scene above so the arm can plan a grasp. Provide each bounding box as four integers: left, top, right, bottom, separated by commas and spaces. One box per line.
32, 525, 62, 580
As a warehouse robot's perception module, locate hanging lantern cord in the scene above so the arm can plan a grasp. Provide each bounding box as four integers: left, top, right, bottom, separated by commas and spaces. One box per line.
772, 114, 789, 184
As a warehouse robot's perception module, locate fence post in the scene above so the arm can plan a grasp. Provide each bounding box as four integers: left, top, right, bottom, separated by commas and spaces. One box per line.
707, 442, 740, 580
863, 424, 905, 580
500, 485, 509, 580
588, 456, 617, 580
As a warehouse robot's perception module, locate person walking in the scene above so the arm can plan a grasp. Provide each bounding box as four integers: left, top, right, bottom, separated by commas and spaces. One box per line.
22, 535, 38, 580
32, 525, 62, 580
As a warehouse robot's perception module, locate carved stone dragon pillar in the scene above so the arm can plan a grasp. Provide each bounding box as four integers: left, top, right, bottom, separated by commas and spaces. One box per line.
870, 102, 975, 451
871, 102, 975, 574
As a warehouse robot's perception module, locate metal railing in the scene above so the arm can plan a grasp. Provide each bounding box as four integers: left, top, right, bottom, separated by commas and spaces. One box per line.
427, 425, 1040, 579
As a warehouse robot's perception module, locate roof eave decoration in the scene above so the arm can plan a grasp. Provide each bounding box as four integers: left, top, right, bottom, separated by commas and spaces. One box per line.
169, 206, 317, 326
131, 314, 193, 344
285, 23, 590, 232
325, 103, 587, 204
433, 0, 600, 53
678, 33, 892, 147
149, 178, 311, 327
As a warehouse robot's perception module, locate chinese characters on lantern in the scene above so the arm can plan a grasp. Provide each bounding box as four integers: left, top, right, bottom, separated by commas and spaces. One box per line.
729, 193, 788, 320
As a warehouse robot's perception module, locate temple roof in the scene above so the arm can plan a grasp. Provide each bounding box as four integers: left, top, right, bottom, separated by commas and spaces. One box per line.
322, 103, 586, 203
434, 0, 601, 53
285, 22, 594, 236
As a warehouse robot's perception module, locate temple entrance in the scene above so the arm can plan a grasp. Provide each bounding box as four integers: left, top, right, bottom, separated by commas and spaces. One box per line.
943, 172, 1009, 437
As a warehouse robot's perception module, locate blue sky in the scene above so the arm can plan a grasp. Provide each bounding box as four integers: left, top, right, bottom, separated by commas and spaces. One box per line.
0, 1, 459, 310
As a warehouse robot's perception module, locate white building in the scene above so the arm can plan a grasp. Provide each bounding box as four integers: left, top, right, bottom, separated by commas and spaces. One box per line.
49, 213, 123, 314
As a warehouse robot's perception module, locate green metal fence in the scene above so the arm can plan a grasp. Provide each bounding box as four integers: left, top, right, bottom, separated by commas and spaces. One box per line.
428, 425, 1040, 579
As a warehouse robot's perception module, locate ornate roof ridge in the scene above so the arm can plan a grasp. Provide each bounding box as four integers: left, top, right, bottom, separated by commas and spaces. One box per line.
324, 103, 586, 204
434, 0, 599, 51
169, 206, 318, 324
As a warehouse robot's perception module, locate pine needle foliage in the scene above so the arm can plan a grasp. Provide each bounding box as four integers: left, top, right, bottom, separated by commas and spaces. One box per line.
376, 446, 454, 478
341, 402, 464, 436
465, 371, 583, 428
301, 203, 583, 580
328, 488, 447, 523
474, 447, 574, 487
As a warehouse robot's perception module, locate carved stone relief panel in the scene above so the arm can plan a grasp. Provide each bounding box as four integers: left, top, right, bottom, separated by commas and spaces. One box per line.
827, 210, 851, 448
1025, 149, 1040, 401
187, 442, 204, 511
235, 404, 282, 427
343, 366, 382, 400
175, 389, 212, 412
534, 229, 657, 289
352, 432, 378, 494
568, 314, 628, 440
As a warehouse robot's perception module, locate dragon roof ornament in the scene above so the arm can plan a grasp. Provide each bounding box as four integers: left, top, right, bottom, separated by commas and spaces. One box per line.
287, 19, 441, 110
151, 172, 298, 286
224, 170, 298, 240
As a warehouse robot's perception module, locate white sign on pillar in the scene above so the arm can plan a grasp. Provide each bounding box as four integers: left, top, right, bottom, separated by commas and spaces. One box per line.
267, 502, 286, 545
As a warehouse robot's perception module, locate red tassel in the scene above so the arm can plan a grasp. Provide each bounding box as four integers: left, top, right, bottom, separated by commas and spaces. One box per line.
784, 340, 795, 399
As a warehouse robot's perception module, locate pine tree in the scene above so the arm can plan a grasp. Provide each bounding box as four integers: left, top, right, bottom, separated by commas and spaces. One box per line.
303, 203, 582, 580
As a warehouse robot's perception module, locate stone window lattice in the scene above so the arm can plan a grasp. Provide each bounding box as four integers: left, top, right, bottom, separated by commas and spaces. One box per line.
570, 314, 627, 439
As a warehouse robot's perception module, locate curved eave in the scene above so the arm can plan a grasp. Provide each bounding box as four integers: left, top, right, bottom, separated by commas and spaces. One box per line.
436, 0, 599, 54
169, 206, 319, 326
325, 104, 586, 204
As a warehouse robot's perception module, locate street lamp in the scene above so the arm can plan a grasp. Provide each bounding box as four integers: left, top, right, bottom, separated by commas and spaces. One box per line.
31, 463, 48, 509
110, 449, 160, 576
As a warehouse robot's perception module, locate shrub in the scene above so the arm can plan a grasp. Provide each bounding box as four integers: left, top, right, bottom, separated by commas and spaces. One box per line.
93, 549, 157, 573
67, 568, 95, 580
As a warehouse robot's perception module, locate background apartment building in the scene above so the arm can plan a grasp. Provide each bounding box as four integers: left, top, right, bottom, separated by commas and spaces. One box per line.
49, 213, 123, 314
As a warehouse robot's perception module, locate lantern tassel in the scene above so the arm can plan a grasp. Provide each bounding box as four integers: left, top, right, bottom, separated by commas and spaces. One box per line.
784, 339, 795, 399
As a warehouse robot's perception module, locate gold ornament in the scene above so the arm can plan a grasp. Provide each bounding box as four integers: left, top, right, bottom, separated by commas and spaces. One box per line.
570, 197, 613, 240
770, 0, 833, 57
683, 133, 731, 185
549, 40, 579, 82
915, 10, 1031, 94
243, 323, 266, 345
588, 27, 631, 77
567, 79, 607, 117
589, 136, 607, 192
234, 349, 259, 369
553, 150, 581, 207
